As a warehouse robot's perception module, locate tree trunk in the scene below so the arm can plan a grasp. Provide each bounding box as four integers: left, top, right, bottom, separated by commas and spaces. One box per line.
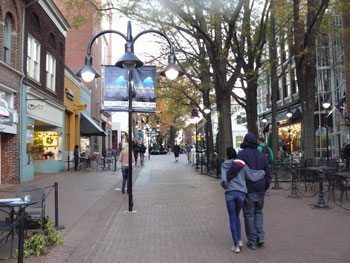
216, 88, 233, 158
246, 81, 259, 135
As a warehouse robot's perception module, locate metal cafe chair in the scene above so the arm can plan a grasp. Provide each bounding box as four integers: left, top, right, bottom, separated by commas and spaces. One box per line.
0, 202, 19, 257
16, 186, 46, 228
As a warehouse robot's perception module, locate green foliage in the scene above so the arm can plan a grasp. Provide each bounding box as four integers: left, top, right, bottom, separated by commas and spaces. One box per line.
21, 217, 64, 258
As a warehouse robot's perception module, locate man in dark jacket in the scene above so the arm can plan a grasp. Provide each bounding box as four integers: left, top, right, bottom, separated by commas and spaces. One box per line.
230, 132, 271, 250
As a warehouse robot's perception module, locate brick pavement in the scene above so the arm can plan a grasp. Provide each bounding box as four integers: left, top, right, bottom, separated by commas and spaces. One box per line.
1, 154, 350, 263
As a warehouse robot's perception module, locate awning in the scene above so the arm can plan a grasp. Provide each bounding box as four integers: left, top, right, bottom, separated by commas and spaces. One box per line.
80, 112, 106, 136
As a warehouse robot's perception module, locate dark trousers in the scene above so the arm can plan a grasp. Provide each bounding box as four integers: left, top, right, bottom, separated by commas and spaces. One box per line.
121, 166, 129, 192
74, 158, 79, 171
243, 192, 265, 245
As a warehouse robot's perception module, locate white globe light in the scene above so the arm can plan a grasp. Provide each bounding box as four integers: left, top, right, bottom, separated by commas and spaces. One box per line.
81, 71, 95, 82
165, 68, 179, 80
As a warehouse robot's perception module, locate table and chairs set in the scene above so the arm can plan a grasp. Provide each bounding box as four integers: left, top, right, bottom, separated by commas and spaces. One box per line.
272, 158, 350, 208
0, 186, 46, 263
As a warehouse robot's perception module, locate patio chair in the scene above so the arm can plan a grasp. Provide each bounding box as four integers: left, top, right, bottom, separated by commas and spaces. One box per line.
0, 202, 19, 257
16, 186, 46, 228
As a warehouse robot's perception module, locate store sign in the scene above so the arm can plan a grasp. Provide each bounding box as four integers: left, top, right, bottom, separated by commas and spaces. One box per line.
65, 88, 74, 101
74, 104, 87, 111
28, 101, 46, 111
0, 98, 10, 118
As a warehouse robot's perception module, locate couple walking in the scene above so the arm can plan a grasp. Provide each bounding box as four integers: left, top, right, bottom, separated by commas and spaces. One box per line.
221, 133, 271, 253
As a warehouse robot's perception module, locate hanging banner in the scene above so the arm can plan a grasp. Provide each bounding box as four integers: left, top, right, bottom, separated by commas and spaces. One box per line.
103, 65, 156, 113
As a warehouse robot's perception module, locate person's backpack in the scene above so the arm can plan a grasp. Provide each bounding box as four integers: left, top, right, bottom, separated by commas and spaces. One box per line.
261, 145, 272, 164
139, 144, 146, 153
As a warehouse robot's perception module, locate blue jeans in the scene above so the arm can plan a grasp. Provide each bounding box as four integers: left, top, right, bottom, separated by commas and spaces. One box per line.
225, 190, 246, 246
243, 192, 265, 245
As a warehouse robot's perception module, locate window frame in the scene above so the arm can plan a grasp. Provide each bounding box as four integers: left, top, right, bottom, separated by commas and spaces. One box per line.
45, 52, 56, 92
27, 34, 41, 82
3, 15, 12, 64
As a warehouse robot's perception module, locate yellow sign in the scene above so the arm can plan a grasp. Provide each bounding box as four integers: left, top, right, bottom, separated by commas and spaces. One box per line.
74, 104, 87, 111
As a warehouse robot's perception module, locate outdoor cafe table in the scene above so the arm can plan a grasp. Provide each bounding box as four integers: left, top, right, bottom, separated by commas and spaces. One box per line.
0, 198, 36, 263
305, 166, 338, 208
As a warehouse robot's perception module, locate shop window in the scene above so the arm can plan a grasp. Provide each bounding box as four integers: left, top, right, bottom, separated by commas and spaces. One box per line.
46, 52, 56, 92
27, 34, 41, 81
30, 131, 62, 161
3, 14, 12, 64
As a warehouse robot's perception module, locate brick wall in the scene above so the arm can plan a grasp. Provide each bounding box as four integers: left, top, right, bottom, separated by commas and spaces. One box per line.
24, 2, 66, 102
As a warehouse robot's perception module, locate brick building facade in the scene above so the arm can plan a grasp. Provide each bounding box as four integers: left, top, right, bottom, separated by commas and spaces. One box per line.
0, 0, 24, 183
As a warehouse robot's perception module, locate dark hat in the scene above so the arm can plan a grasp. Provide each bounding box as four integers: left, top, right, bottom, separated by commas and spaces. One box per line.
242, 132, 258, 148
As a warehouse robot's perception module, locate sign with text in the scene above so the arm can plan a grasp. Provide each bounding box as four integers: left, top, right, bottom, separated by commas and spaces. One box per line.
103, 65, 156, 112
74, 104, 87, 111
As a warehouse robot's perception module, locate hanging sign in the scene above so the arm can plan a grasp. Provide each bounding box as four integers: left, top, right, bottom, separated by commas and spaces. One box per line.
103, 65, 156, 113
74, 104, 87, 111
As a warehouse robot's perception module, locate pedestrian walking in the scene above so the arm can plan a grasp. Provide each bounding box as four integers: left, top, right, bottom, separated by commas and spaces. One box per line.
220, 147, 247, 253
231, 132, 271, 250
133, 141, 140, 165
73, 145, 80, 171
185, 143, 192, 164
342, 143, 350, 169
84, 146, 92, 171
139, 142, 146, 165
173, 143, 181, 162
257, 137, 274, 165
118, 143, 134, 194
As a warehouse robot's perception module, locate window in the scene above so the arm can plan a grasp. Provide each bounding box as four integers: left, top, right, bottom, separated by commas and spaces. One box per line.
3, 15, 12, 64
27, 35, 40, 81
46, 53, 56, 92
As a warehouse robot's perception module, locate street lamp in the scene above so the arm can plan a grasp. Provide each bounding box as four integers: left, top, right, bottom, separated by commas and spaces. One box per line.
192, 108, 200, 172
77, 21, 183, 212
286, 108, 293, 158
322, 101, 331, 161
203, 108, 211, 175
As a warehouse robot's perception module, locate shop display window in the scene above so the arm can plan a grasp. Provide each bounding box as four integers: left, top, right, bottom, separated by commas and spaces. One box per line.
30, 131, 62, 160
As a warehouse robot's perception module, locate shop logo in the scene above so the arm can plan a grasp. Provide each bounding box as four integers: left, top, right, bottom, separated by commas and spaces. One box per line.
28, 101, 46, 111
0, 98, 9, 118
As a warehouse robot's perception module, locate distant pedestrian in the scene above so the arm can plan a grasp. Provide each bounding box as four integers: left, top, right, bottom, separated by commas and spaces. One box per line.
118, 143, 134, 194
173, 143, 181, 162
233, 132, 271, 250
84, 146, 92, 171
342, 143, 350, 169
139, 143, 147, 165
185, 143, 192, 163
73, 145, 80, 171
133, 141, 140, 165
221, 147, 247, 253
257, 137, 274, 165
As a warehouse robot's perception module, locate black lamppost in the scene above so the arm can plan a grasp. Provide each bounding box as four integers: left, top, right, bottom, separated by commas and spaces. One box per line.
286, 108, 293, 158
192, 108, 200, 172
204, 108, 211, 175
77, 21, 183, 212
322, 101, 331, 162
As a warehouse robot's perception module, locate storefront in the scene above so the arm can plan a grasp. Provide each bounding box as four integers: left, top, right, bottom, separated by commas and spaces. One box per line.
0, 91, 19, 184
23, 91, 65, 179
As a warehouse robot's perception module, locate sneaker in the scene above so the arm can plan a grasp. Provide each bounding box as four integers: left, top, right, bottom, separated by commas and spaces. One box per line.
122, 189, 125, 194
238, 240, 243, 247
257, 239, 264, 247
246, 242, 256, 250
231, 246, 240, 253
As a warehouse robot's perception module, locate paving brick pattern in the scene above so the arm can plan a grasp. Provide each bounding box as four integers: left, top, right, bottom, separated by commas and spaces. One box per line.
1, 154, 350, 262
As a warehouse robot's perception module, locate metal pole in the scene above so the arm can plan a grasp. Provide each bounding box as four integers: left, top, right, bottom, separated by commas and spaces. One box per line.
288, 164, 300, 198
67, 155, 70, 171
54, 182, 59, 228
206, 121, 210, 175
128, 70, 133, 212
114, 155, 117, 171
195, 121, 199, 172
314, 170, 328, 208
325, 111, 329, 162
